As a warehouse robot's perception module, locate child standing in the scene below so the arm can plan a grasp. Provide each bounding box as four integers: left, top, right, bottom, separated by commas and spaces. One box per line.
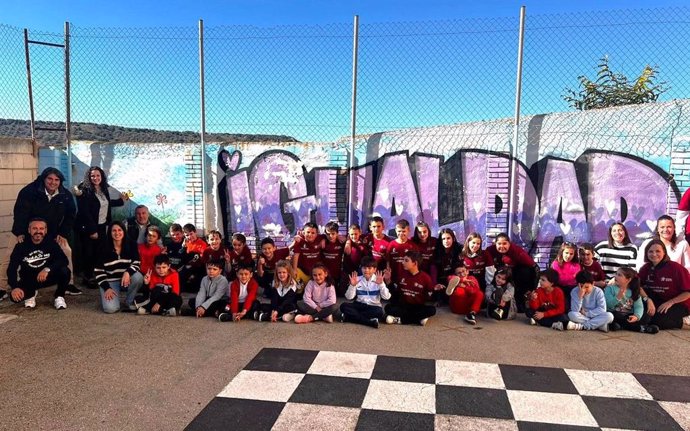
412, 221, 436, 274
604, 267, 658, 334
579, 243, 606, 288
138, 226, 163, 277
384, 251, 439, 326
321, 221, 346, 295
295, 263, 337, 323
255, 259, 298, 322
386, 219, 418, 285
567, 270, 614, 331
362, 216, 391, 271
224, 233, 254, 281
446, 263, 485, 325
256, 237, 291, 294
526, 269, 569, 330
189, 259, 229, 318
180, 223, 208, 292
291, 222, 324, 287
139, 255, 181, 316
551, 242, 582, 309
343, 224, 369, 276
218, 264, 260, 322
485, 267, 517, 320
201, 230, 226, 266
164, 223, 186, 272
340, 256, 391, 329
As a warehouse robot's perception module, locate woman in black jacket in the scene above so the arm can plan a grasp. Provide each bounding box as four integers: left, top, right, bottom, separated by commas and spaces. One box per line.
74, 166, 128, 285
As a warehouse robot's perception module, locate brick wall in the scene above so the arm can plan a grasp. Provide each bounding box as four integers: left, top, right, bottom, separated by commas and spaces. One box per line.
0, 138, 36, 289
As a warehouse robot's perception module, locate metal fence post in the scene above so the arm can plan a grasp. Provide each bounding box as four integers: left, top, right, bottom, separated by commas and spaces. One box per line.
348, 15, 360, 228
199, 19, 208, 231
508, 6, 526, 241
65, 21, 72, 185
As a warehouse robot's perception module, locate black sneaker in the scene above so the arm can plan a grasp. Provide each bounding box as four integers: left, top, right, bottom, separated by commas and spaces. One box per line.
258, 312, 270, 322
218, 312, 233, 322
609, 322, 622, 332
65, 284, 82, 296
464, 312, 477, 325
641, 324, 659, 334
367, 318, 379, 329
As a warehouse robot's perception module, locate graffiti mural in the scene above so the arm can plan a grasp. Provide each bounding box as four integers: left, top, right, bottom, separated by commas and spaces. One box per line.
217, 148, 679, 257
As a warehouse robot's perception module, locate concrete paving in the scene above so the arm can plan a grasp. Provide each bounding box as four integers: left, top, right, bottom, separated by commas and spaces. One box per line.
1, 287, 689, 430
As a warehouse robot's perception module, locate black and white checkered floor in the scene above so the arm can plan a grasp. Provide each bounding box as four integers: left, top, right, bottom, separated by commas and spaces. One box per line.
185, 348, 690, 430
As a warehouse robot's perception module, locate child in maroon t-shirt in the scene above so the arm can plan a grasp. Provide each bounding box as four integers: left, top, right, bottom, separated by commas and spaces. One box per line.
321, 221, 346, 295
412, 221, 436, 274
256, 237, 290, 293
579, 243, 606, 288
384, 250, 441, 326
224, 233, 254, 281
344, 224, 369, 275
362, 216, 391, 271
291, 222, 324, 288
387, 219, 418, 285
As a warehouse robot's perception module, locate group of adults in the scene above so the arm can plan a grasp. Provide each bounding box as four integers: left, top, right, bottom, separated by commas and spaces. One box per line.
1, 167, 156, 310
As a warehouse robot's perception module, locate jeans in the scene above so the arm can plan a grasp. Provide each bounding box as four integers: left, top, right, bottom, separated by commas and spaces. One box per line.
99, 272, 144, 313
568, 310, 614, 330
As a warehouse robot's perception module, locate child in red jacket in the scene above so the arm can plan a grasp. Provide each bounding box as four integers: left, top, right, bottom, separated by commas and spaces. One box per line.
138, 255, 181, 316
526, 269, 569, 330
218, 264, 260, 322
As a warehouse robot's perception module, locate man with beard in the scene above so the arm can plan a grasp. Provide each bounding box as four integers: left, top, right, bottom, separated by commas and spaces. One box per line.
1, 167, 80, 299
7, 218, 71, 309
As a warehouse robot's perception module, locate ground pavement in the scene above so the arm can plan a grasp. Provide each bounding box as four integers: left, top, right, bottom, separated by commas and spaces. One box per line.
1, 287, 690, 430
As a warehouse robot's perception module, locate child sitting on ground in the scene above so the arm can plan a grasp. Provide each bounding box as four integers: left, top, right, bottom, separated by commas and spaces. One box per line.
295, 263, 337, 323
139, 255, 181, 316
384, 250, 439, 326
526, 269, 569, 330
446, 262, 484, 325
218, 263, 260, 322
340, 256, 391, 329
254, 259, 298, 322
256, 237, 290, 295
485, 267, 517, 320
189, 259, 229, 318
604, 266, 658, 334
567, 270, 614, 331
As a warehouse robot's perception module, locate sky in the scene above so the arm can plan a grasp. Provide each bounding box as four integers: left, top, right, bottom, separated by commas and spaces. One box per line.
3, 0, 690, 143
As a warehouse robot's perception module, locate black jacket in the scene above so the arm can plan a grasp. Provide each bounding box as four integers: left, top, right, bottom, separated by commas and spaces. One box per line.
12, 169, 76, 239
75, 184, 124, 235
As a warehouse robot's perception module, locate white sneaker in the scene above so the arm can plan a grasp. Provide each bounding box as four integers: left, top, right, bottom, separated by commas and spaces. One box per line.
386, 315, 402, 324
54, 296, 67, 310
567, 321, 583, 331
24, 294, 36, 308
419, 318, 429, 326
529, 318, 537, 326
597, 323, 609, 333
282, 312, 295, 322
445, 276, 461, 296
683, 316, 690, 328
551, 322, 564, 331
137, 307, 149, 315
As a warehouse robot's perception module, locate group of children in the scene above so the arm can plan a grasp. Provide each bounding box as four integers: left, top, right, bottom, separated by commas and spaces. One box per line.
126, 217, 674, 334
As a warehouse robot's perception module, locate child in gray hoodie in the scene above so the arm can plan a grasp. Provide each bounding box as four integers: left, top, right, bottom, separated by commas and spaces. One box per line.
188, 259, 229, 318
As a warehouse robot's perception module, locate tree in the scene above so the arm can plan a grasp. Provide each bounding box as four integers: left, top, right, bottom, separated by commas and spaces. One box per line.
563, 56, 668, 111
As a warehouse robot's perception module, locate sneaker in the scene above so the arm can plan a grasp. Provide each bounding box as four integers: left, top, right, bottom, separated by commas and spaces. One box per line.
259, 312, 272, 322
165, 308, 177, 317
294, 314, 314, 324
567, 321, 583, 331
683, 316, 690, 328
282, 312, 295, 322
445, 276, 461, 296
24, 294, 36, 308
464, 312, 476, 325
551, 322, 564, 331
65, 284, 82, 296
324, 315, 334, 323
492, 308, 505, 320
339, 313, 347, 323
597, 323, 609, 333
253, 311, 260, 320
218, 312, 233, 322
54, 296, 67, 310
137, 307, 149, 315
609, 322, 621, 332
529, 318, 537, 326
134, 298, 150, 310
419, 318, 429, 326
386, 315, 401, 325
0, 290, 8, 302
367, 318, 379, 329
641, 324, 660, 334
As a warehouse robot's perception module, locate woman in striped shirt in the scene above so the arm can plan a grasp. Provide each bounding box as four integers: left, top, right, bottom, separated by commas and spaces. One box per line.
94, 221, 144, 313
594, 223, 638, 281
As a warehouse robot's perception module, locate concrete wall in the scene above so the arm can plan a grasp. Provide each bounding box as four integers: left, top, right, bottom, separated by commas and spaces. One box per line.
0, 137, 36, 288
